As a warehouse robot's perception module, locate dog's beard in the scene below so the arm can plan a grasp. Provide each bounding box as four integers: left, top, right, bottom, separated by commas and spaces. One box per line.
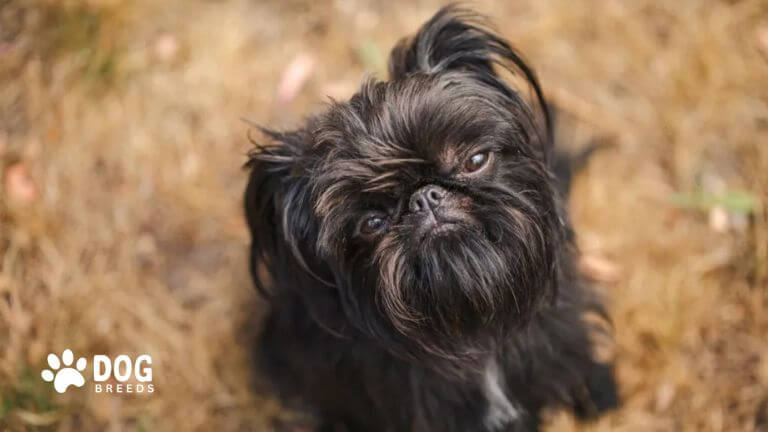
377, 228, 515, 337
332, 183, 560, 367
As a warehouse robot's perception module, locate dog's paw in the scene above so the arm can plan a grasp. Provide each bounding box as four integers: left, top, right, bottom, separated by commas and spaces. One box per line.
574, 310, 620, 418
585, 363, 620, 413
573, 362, 620, 419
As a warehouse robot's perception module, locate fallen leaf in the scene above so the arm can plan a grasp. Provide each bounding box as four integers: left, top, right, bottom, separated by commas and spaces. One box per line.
276, 54, 315, 104
15, 410, 61, 426
154, 33, 180, 63
757, 24, 768, 57
655, 383, 676, 412
4, 162, 38, 204
708, 206, 729, 232
579, 253, 622, 283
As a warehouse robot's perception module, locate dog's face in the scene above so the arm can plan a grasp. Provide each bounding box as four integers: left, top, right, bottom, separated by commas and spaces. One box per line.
246, 9, 566, 363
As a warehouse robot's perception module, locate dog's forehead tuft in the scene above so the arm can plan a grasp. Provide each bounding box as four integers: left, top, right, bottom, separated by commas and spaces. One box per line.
305, 72, 516, 219
312, 73, 504, 170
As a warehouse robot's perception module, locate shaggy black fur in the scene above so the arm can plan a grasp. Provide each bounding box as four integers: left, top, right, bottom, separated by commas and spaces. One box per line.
244, 6, 618, 431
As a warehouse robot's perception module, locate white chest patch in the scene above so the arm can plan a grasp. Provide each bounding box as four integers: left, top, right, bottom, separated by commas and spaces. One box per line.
483, 359, 520, 430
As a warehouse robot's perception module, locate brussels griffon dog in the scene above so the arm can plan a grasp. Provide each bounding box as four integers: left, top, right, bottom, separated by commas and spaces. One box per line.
244, 6, 618, 431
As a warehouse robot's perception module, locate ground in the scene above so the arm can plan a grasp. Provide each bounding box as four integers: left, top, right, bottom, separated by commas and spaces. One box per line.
1, 0, 767, 431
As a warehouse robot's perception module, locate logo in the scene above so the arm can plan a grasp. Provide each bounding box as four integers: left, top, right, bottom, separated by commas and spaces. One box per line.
41, 349, 87, 394
41, 349, 154, 394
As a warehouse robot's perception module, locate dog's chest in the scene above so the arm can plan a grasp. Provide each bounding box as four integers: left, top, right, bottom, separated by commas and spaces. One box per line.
482, 359, 521, 430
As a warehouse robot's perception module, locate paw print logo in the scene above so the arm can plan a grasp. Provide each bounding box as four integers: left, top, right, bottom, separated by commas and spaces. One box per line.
41, 349, 87, 393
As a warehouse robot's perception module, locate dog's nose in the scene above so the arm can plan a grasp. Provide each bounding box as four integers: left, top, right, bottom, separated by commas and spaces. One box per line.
409, 185, 446, 213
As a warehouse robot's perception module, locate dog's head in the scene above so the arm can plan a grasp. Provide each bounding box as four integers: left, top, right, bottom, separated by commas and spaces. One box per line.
246, 7, 566, 366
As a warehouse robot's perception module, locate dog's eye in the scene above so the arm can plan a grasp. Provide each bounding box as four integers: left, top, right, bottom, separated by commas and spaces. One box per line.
358, 214, 387, 236
463, 151, 491, 174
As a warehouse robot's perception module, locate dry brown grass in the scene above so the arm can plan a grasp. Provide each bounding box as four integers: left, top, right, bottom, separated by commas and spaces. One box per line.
1, 0, 767, 431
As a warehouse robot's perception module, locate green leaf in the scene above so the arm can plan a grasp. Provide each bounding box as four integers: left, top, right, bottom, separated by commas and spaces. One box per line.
671, 190, 761, 214
357, 39, 385, 73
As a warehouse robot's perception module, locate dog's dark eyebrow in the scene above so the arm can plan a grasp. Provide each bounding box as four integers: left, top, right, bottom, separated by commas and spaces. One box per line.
362, 171, 401, 193
362, 182, 400, 193
359, 158, 428, 191
365, 171, 399, 184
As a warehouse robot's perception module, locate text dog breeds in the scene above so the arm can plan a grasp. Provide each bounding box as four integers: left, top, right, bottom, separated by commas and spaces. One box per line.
41, 349, 154, 394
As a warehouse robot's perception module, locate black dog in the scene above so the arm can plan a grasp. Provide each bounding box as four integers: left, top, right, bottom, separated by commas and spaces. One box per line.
245, 7, 618, 431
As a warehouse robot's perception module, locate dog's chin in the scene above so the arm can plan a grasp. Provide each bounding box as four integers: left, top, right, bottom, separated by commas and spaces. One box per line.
389, 230, 519, 333
412, 210, 478, 245
414, 219, 467, 245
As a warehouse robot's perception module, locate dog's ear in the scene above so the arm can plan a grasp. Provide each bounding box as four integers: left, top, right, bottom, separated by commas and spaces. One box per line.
388, 5, 552, 154
244, 128, 317, 298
